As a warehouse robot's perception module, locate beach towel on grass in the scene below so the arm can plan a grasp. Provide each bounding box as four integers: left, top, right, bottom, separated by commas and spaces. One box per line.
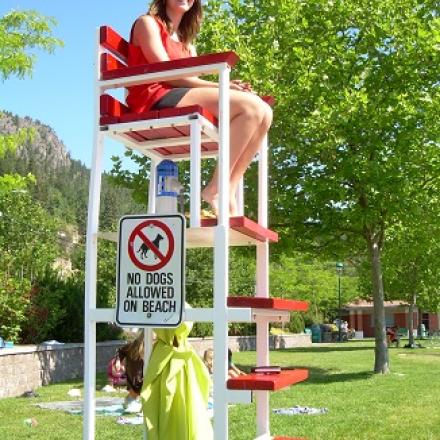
273, 406, 329, 416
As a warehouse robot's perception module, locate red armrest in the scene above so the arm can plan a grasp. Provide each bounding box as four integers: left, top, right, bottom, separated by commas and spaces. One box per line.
101, 51, 240, 80
101, 53, 126, 75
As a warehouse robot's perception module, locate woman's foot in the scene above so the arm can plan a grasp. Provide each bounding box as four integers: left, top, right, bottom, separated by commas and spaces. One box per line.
201, 185, 240, 216
201, 186, 218, 215
229, 193, 239, 217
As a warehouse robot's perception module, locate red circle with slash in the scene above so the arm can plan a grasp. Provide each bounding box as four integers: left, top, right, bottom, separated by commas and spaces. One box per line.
128, 220, 174, 271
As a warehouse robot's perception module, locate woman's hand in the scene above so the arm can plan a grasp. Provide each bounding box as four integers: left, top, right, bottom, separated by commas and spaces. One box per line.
230, 79, 254, 93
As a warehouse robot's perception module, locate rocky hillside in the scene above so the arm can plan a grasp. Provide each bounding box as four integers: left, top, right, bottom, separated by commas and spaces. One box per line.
0, 111, 71, 169
0, 110, 142, 234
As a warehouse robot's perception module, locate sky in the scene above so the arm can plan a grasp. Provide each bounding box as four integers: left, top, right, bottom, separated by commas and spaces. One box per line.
0, 0, 150, 171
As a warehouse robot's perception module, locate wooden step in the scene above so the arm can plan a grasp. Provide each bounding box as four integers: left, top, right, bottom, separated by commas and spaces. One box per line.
227, 369, 308, 391
200, 216, 278, 243
227, 296, 308, 312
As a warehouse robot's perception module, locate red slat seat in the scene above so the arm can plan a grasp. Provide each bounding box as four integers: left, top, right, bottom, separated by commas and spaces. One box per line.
227, 369, 308, 391
227, 296, 309, 312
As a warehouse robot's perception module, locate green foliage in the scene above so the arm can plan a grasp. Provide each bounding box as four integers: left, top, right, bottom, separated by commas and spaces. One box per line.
199, 0, 440, 253
20, 272, 68, 343
187, 248, 257, 336
32, 236, 125, 343
0, 276, 31, 342
0, 113, 141, 342
197, 0, 440, 371
0, 188, 59, 280
286, 312, 305, 334
0, 9, 62, 160
270, 253, 359, 323
0, 124, 34, 160
71, 240, 123, 342
18, 269, 123, 344
0, 187, 59, 341
72, 240, 116, 307
0, 10, 63, 80
382, 206, 440, 312
0, 183, 126, 343
0, 144, 142, 235
110, 151, 151, 207
0, 172, 35, 194
0, 9, 66, 343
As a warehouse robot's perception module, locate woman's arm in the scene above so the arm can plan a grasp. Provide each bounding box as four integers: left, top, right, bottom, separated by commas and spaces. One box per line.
133, 15, 218, 88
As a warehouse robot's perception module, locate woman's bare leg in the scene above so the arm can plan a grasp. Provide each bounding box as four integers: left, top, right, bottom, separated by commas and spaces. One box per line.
205, 104, 272, 215
228, 104, 273, 210
176, 87, 272, 214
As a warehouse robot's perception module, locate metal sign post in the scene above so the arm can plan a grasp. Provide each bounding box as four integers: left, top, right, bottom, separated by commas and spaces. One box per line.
116, 214, 185, 328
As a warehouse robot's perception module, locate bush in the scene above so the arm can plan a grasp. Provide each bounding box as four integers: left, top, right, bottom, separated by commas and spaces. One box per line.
0, 275, 31, 342
18, 268, 123, 344
20, 272, 67, 343
287, 312, 306, 334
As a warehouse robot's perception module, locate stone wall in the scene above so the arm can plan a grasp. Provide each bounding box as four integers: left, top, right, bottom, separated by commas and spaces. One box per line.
0, 341, 124, 399
0, 334, 311, 398
189, 333, 312, 357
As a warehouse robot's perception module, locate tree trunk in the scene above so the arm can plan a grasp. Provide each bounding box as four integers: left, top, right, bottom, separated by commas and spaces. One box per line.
368, 239, 390, 374
408, 293, 416, 347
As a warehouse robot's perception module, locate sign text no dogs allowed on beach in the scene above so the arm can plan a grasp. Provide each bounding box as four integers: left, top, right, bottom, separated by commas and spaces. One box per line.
116, 214, 185, 327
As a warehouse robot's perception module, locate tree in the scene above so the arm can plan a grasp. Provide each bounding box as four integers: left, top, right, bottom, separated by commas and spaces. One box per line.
0, 188, 60, 342
0, 9, 62, 160
0, 188, 60, 280
194, 0, 440, 374
0, 10, 62, 80
270, 253, 359, 324
381, 202, 440, 346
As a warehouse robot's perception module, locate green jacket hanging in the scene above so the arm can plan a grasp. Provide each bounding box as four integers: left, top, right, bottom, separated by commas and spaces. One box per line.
141, 321, 213, 440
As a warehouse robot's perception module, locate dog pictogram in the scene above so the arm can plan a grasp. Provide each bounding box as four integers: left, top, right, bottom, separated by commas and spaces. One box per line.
128, 220, 174, 271
137, 233, 164, 260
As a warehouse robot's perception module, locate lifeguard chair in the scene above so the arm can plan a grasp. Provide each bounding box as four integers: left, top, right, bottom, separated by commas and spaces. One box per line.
84, 25, 309, 440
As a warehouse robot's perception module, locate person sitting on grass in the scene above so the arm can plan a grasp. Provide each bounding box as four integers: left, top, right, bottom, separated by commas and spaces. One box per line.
228, 348, 245, 378
117, 331, 145, 413
386, 325, 400, 347
203, 347, 245, 378
107, 353, 127, 390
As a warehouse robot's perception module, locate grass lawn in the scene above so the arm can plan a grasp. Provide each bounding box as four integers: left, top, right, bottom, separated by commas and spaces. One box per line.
1, 339, 440, 439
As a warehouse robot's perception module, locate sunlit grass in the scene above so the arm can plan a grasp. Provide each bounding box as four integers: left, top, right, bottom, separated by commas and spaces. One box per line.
1, 339, 440, 439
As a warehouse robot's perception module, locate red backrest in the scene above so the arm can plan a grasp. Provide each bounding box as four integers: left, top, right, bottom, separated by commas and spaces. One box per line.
100, 53, 126, 76
100, 26, 130, 64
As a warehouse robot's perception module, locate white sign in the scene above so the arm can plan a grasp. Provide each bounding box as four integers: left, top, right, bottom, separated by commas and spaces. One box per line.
116, 214, 185, 327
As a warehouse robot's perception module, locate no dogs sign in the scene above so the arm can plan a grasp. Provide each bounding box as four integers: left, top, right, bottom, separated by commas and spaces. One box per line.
116, 214, 185, 327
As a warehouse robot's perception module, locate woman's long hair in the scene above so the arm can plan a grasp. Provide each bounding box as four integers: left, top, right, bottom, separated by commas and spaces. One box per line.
127, 330, 144, 361
148, 0, 202, 45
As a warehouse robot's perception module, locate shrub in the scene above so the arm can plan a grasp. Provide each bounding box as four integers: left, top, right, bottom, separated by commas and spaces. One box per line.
20, 272, 68, 343
0, 275, 31, 342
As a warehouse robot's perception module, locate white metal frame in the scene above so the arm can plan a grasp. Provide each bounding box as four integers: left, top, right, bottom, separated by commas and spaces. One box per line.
84, 28, 275, 440
256, 135, 271, 437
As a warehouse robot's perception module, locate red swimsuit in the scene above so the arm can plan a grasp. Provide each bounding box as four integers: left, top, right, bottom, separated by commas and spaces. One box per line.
126, 17, 192, 113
